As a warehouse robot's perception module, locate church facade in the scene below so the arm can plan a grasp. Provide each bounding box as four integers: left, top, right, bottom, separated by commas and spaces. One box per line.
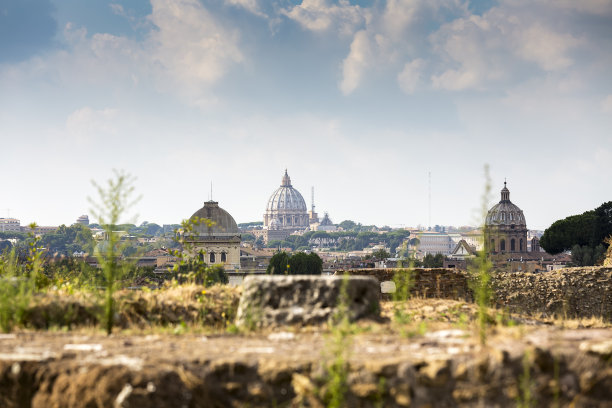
485, 182, 528, 254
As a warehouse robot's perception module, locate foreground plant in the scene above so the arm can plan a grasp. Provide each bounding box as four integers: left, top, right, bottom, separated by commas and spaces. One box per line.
321, 273, 354, 407
0, 225, 45, 332
89, 170, 140, 335
470, 164, 494, 345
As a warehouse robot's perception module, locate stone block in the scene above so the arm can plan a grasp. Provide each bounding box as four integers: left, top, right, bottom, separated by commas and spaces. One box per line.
235, 275, 380, 328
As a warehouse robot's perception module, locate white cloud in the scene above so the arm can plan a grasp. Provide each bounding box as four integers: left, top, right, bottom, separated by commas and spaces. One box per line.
147, 0, 243, 104
282, 0, 367, 36
517, 24, 580, 71
224, 0, 267, 18
397, 58, 425, 94
66, 107, 118, 144
339, 30, 372, 94
0, 0, 244, 108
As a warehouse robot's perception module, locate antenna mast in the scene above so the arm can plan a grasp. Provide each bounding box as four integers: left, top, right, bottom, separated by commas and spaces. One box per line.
428, 171, 431, 229
210, 182, 213, 201
311, 186, 315, 212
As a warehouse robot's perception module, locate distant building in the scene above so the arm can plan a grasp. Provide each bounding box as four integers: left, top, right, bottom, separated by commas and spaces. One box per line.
256, 170, 310, 244
485, 182, 528, 254
0, 218, 21, 232
21, 225, 58, 235
76, 215, 89, 226
311, 212, 338, 232
185, 200, 241, 270
416, 231, 454, 256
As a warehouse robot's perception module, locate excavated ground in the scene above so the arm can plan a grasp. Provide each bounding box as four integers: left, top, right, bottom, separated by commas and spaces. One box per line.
1, 299, 611, 407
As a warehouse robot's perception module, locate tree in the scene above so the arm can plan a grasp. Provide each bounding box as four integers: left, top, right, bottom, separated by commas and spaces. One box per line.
422, 253, 444, 268
267, 251, 289, 275
288, 252, 323, 275
338, 220, 357, 231
541, 201, 612, 254
372, 248, 390, 261
39, 224, 94, 255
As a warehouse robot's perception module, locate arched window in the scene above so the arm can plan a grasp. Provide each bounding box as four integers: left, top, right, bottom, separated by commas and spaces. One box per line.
491, 239, 495, 252
500, 239, 506, 252
221, 252, 227, 262
210, 252, 215, 263
511, 238, 516, 251
520, 239, 524, 252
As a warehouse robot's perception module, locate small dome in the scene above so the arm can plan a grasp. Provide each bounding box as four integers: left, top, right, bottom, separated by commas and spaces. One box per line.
190, 201, 239, 236
485, 182, 526, 227
265, 170, 307, 213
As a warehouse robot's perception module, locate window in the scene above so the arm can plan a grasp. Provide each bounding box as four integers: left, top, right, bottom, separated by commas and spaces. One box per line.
520, 239, 524, 251
500, 239, 506, 251
511, 239, 515, 251
210, 252, 215, 263
221, 252, 227, 262
491, 239, 495, 251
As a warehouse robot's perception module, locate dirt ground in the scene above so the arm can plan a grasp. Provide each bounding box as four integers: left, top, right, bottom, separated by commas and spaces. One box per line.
1, 299, 611, 407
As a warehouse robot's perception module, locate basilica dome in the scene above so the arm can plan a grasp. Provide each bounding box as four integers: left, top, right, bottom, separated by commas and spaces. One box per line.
485, 183, 526, 227
264, 170, 309, 230
485, 182, 528, 254
190, 201, 239, 237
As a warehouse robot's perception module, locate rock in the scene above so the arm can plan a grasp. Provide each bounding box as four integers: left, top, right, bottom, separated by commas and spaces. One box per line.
235, 275, 380, 328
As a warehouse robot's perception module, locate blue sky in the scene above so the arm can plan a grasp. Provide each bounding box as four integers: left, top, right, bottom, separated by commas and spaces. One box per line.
1, 0, 611, 230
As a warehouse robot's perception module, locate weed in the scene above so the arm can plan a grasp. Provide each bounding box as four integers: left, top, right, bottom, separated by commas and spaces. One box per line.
321, 273, 354, 408
469, 164, 494, 346
89, 170, 140, 335
517, 349, 534, 408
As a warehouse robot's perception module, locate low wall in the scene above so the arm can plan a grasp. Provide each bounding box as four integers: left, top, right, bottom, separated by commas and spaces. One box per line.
338, 267, 612, 321
335, 268, 472, 301
492, 267, 612, 321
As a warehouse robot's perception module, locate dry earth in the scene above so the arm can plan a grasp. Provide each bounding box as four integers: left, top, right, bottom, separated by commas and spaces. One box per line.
1, 299, 611, 407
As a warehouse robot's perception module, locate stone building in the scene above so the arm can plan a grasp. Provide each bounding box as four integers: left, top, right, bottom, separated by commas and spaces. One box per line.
255, 170, 309, 244
263, 170, 309, 229
485, 182, 528, 254
185, 200, 241, 270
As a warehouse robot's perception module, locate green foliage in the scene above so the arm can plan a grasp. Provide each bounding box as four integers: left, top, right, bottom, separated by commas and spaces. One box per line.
422, 253, 445, 268
570, 244, 606, 266
518, 349, 535, 408
540, 201, 612, 254
168, 217, 229, 287
288, 252, 323, 275
0, 231, 28, 240
323, 273, 353, 408
0, 226, 45, 332
39, 224, 94, 255
268, 251, 323, 275
372, 248, 391, 261
89, 170, 140, 335
267, 251, 289, 275
338, 220, 357, 230
469, 164, 494, 346
237, 221, 263, 228
241, 233, 256, 242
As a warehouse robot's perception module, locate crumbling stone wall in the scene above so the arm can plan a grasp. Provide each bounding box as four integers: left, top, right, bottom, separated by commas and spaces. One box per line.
492, 267, 612, 321
336, 268, 473, 301
338, 267, 612, 321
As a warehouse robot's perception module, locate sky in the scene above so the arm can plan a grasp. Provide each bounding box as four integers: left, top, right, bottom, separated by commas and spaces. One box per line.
1, 0, 611, 230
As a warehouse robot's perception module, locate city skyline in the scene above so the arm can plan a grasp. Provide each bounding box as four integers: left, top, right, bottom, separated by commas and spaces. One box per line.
1, 0, 611, 230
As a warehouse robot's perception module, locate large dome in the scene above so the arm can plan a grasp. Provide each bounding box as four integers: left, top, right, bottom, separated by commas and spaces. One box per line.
485, 183, 526, 227
266, 171, 307, 213
263, 170, 309, 229
190, 201, 239, 236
